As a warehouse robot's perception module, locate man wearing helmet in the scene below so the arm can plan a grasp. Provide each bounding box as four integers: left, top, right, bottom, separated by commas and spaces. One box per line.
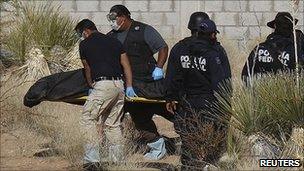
106, 5, 171, 160
188, 12, 232, 78
165, 12, 231, 169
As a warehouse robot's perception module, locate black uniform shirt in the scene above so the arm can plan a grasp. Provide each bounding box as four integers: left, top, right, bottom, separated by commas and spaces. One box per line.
165, 37, 230, 101
79, 32, 125, 80
241, 30, 304, 81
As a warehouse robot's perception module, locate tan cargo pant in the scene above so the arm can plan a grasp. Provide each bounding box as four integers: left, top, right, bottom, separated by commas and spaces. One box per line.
80, 80, 124, 163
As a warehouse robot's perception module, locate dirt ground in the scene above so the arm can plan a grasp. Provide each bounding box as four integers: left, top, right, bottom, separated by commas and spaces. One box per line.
0, 115, 179, 171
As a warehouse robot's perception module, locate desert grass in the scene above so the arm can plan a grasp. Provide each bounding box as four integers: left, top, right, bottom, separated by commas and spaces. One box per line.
175, 111, 227, 168
2, 36, 303, 170
61, 43, 83, 71
291, 0, 301, 91
212, 72, 304, 170
1, 0, 78, 64
0, 69, 152, 170
0, 27, 152, 169
1, 1, 303, 168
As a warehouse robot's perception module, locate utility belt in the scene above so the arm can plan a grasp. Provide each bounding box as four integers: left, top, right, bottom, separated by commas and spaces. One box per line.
94, 76, 122, 82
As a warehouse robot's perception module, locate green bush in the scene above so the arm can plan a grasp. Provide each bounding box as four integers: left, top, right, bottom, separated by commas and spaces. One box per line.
3, 1, 78, 63
257, 73, 304, 128
214, 73, 303, 169
216, 73, 303, 137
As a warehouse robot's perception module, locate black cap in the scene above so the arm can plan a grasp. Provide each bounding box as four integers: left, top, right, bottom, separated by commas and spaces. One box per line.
110, 5, 131, 17
74, 19, 97, 34
199, 19, 219, 33
188, 12, 210, 31
267, 12, 298, 29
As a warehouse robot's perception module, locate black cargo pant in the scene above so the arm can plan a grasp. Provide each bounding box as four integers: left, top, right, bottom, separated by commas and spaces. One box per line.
174, 94, 229, 170
125, 78, 174, 143
125, 102, 174, 143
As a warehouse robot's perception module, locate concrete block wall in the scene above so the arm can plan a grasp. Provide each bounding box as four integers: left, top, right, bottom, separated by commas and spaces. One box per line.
1, 0, 303, 48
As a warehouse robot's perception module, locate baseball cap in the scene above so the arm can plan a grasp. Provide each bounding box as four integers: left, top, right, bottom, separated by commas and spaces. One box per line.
74, 19, 97, 35
199, 19, 220, 33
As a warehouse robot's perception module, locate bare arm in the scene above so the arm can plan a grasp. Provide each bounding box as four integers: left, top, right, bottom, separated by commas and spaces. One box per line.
156, 46, 169, 68
120, 53, 132, 87
81, 59, 94, 88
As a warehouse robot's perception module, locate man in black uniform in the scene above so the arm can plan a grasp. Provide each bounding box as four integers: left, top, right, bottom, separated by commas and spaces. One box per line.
106, 5, 170, 160
242, 12, 304, 84
188, 12, 232, 78
75, 19, 134, 170
165, 15, 231, 169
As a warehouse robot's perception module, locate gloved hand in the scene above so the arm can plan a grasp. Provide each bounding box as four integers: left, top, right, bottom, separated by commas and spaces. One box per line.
88, 88, 93, 95
152, 67, 164, 80
126, 87, 137, 97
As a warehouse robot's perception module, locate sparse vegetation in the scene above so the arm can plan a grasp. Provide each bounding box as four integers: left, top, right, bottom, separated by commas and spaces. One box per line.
1, 0, 78, 64
0, 0, 303, 170
1, 50, 303, 171
212, 72, 304, 170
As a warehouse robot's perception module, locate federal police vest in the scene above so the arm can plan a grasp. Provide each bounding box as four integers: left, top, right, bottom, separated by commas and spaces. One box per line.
256, 34, 296, 73
179, 37, 217, 95
108, 21, 156, 81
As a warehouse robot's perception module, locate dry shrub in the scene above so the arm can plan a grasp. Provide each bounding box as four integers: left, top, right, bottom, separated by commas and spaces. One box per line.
35, 104, 84, 168
173, 108, 227, 169
215, 72, 304, 170
183, 122, 226, 161
0, 80, 34, 132
0, 50, 85, 167
0, 123, 50, 157
218, 127, 248, 170
281, 127, 304, 161
0, 60, 5, 74
1, 67, 152, 170
222, 130, 281, 170
0, 78, 56, 163
13, 47, 51, 81
61, 43, 83, 71
0, 71, 85, 166
98, 114, 149, 170
1, 47, 52, 132
122, 114, 145, 154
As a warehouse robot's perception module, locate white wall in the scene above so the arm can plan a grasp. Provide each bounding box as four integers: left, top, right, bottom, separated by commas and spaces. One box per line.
1, 0, 303, 47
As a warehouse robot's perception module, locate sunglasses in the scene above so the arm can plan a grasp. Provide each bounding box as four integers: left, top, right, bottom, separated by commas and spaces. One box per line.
106, 12, 118, 21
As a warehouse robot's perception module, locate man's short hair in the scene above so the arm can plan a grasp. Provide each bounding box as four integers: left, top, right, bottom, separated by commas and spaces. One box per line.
110, 5, 131, 19
74, 19, 97, 34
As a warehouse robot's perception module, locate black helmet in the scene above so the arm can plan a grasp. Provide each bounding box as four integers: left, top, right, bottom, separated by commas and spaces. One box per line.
188, 12, 210, 31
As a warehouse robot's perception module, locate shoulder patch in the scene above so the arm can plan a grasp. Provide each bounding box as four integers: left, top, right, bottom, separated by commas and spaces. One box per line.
215, 56, 221, 64
134, 26, 140, 31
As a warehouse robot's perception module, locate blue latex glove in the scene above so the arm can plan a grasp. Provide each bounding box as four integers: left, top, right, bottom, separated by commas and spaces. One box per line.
126, 87, 137, 97
88, 88, 93, 95
152, 67, 164, 80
